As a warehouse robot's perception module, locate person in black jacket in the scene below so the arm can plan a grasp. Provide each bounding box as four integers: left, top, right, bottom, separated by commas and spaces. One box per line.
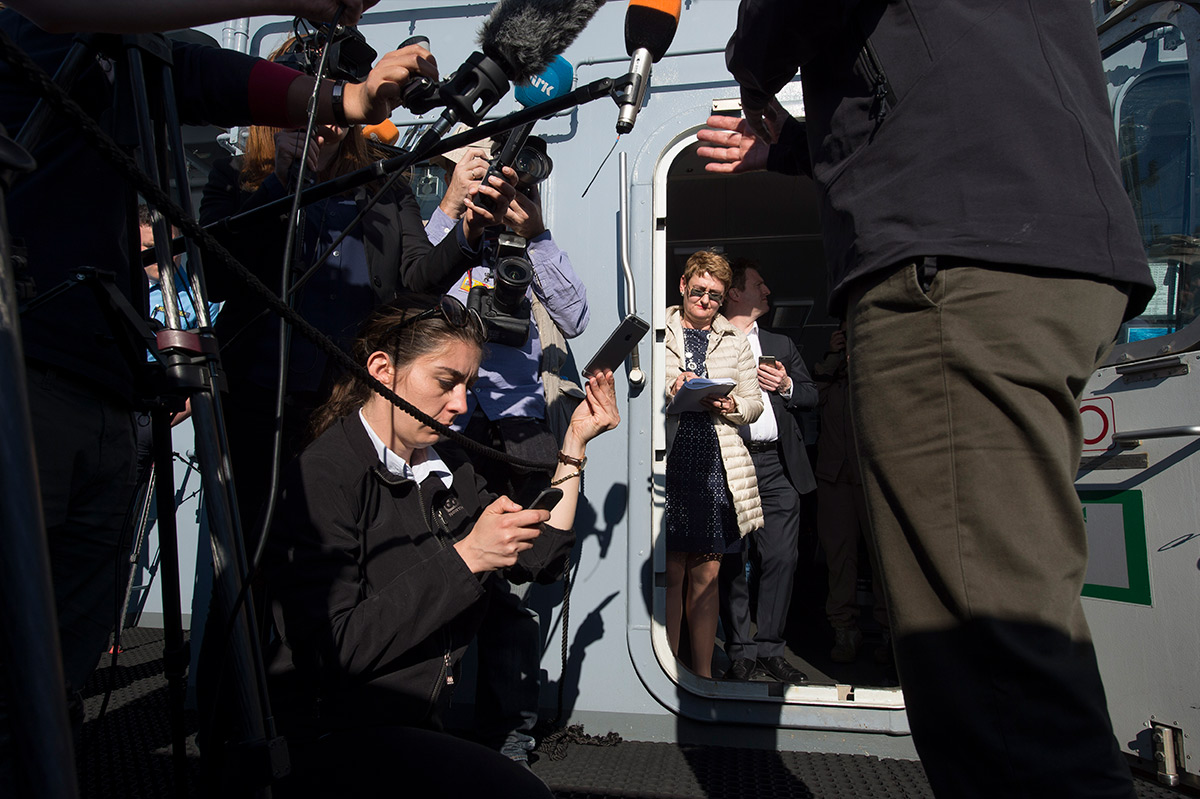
198, 37, 516, 540
699, 1, 1153, 797
264, 296, 618, 760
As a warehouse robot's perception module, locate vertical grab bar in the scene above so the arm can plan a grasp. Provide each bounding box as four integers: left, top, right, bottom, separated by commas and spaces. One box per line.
619, 151, 646, 386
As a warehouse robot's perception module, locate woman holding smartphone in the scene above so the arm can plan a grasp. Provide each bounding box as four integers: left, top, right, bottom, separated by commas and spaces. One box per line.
663, 251, 763, 678
263, 295, 618, 790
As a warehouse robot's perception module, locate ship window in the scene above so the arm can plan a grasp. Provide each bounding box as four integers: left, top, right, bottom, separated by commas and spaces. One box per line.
1105, 25, 1200, 341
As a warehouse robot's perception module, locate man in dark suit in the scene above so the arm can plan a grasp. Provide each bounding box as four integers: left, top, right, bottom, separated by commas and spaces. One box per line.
718, 259, 817, 682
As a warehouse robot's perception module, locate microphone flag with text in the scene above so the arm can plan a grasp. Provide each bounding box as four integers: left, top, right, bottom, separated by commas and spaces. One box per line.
616, 0, 680, 133
514, 54, 574, 107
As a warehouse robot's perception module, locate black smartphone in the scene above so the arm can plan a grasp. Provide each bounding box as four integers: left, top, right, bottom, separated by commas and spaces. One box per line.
583, 314, 650, 376
758, 355, 777, 367
527, 487, 563, 512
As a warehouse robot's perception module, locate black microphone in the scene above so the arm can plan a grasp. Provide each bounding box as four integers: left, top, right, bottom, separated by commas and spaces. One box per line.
616, 0, 680, 134
396, 35, 443, 114
423, 0, 606, 141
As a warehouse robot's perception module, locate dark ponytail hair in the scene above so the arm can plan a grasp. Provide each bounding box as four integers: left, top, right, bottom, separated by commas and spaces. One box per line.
308, 297, 485, 442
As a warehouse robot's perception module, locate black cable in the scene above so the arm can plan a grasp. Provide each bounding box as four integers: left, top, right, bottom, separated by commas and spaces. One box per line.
251, 5, 342, 594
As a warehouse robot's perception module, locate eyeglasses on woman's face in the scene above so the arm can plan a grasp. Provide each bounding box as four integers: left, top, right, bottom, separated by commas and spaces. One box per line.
687, 286, 725, 304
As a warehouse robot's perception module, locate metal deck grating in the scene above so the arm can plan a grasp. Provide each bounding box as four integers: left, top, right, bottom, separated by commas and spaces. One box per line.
73, 628, 1194, 799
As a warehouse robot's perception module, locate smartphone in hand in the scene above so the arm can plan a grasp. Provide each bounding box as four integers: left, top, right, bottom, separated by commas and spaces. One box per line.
526, 487, 564, 512
584, 315, 650, 376
758, 355, 777, 367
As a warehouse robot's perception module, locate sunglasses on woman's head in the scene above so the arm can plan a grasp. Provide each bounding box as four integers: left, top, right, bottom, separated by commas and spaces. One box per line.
397, 294, 483, 334
687, 286, 725, 304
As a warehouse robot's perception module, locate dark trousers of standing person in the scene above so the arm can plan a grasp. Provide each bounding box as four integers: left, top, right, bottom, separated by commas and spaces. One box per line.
0, 365, 139, 791
846, 261, 1135, 799
815, 477, 887, 633
463, 410, 556, 762
719, 448, 799, 661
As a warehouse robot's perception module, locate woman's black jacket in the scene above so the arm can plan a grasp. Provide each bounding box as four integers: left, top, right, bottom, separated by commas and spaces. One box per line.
264, 414, 573, 737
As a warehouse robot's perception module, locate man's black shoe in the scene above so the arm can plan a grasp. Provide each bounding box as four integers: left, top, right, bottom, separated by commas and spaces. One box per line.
757, 656, 808, 683
723, 658, 759, 681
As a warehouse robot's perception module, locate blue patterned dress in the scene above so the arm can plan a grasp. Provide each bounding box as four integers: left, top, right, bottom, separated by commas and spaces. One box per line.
665, 328, 741, 555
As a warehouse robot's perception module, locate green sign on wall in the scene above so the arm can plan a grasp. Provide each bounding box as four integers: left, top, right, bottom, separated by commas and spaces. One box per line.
1078, 490, 1151, 606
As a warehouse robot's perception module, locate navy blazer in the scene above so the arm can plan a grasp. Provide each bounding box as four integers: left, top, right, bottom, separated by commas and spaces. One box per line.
758, 327, 818, 495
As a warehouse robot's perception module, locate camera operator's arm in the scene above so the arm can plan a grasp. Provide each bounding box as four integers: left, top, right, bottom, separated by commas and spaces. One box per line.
4, 0, 379, 34
166, 41, 435, 132
391, 178, 481, 295
505, 188, 589, 338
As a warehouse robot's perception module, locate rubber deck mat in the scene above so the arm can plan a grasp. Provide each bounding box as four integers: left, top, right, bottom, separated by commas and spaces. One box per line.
532, 741, 933, 798
71, 628, 1194, 799
530, 738, 1195, 798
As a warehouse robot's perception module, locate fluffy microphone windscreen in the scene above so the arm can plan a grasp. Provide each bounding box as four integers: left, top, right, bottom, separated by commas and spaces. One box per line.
624, 0, 680, 61
478, 0, 607, 82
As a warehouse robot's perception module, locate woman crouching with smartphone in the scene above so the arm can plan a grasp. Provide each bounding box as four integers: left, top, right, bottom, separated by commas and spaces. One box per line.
263, 295, 618, 795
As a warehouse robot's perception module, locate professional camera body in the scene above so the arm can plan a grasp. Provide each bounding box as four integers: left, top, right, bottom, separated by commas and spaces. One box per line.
274, 19, 376, 80
461, 129, 556, 348
468, 232, 534, 347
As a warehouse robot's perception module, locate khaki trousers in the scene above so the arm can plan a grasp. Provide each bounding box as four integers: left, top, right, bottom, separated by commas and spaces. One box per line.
847, 262, 1134, 798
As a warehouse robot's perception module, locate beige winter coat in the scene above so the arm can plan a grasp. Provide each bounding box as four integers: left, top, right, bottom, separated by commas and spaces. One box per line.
664, 306, 764, 537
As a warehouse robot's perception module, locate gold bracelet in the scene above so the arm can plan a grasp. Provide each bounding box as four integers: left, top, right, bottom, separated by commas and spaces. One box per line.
557, 451, 586, 468
550, 469, 583, 486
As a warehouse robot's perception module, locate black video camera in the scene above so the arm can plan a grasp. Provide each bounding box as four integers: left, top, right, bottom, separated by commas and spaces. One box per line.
467, 233, 533, 348
275, 19, 377, 81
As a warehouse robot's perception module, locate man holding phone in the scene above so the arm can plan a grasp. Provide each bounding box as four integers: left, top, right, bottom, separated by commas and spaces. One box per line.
718, 260, 818, 682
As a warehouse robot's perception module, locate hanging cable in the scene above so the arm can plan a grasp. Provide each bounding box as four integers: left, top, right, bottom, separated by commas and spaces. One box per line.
251, 9, 343, 581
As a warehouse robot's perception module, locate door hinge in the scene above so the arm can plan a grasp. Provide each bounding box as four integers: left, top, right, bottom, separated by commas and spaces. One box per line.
1151, 720, 1187, 787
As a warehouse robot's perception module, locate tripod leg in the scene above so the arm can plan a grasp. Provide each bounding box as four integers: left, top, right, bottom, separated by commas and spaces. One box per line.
113, 460, 155, 649
150, 409, 190, 798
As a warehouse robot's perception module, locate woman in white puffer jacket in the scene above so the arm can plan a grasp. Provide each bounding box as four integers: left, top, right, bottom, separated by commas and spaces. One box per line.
663, 250, 763, 679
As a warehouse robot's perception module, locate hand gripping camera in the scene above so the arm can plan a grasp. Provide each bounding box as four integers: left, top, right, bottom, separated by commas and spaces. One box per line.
467, 232, 534, 348
463, 128, 555, 348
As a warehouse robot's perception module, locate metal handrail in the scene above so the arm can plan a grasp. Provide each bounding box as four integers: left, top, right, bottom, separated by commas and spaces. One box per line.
1112, 425, 1200, 445
618, 150, 646, 387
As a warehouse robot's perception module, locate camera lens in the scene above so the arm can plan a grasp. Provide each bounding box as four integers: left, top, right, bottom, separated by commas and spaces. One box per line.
492, 256, 533, 314
514, 137, 552, 188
